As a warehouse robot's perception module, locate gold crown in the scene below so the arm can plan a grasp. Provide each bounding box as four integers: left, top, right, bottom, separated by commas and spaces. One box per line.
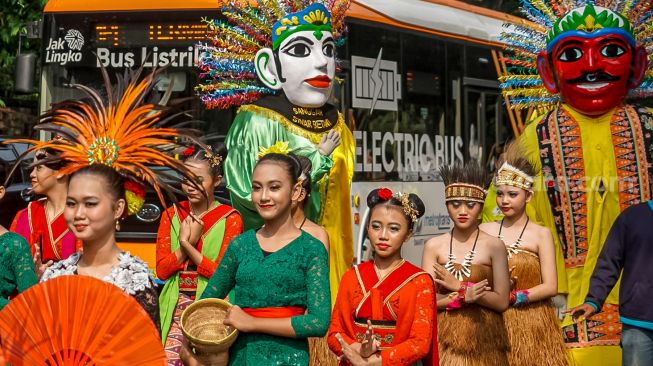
494, 162, 534, 190
444, 183, 487, 203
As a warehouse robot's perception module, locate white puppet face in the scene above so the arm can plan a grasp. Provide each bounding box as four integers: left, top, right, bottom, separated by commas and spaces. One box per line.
256, 30, 336, 108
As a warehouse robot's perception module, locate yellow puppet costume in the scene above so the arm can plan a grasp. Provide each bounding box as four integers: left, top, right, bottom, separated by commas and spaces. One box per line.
488, 2, 653, 364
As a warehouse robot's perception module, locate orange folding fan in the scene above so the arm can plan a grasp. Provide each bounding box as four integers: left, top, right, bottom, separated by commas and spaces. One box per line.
0, 275, 166, 365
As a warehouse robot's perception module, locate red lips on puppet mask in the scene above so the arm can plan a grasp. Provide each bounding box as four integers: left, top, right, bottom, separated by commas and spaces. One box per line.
537, 34, 647, 116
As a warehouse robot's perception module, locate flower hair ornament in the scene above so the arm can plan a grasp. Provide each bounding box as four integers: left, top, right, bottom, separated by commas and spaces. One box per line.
6, 66, 207, 215
376, 187, 420, 224
257, 140, 291, 158
196, 0, 350, 109
500, 0, 653, 109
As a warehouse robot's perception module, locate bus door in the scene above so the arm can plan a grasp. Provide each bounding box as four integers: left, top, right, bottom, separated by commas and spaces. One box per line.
462, 77, 506, 170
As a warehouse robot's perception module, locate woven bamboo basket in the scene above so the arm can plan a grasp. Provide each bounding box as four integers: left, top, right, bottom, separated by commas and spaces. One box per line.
181, 298, 238, 364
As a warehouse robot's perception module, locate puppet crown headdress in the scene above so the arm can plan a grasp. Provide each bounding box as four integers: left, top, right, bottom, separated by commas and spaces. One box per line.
500, 0, 653, 109
196, 0, 349, 110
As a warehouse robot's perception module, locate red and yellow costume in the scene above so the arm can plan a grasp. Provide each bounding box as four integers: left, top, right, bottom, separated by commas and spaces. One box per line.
327, 260, 437, 366
156, 201, 242, 363
11, 199, 81, 262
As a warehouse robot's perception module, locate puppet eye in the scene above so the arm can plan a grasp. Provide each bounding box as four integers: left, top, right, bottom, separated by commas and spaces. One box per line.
558, 47, 582, 62
601, 44, 625, 58
322, 43, 335, 58
283, 43, 311, 58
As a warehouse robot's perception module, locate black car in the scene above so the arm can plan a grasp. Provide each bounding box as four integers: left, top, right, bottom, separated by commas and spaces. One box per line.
0, 138, 33, 228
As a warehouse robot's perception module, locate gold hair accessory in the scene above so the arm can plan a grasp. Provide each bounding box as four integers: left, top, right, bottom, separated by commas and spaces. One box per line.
494, 162, 533, 190
257, 141, 291, 158
204, 151, 223, 168
396, 192, 419, 223
445, 183, 487, 203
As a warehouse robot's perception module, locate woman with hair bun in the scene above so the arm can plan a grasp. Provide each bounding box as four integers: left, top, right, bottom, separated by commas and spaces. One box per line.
187, 149, 331, 366
327, 188, 437, 366
14, 67, 209, 332
156, 143, 243, 363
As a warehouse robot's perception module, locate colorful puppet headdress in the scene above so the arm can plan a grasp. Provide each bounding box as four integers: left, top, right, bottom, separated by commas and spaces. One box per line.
6, 67, 205, 213
499, 0, 653, 109
196, 0, 349, 110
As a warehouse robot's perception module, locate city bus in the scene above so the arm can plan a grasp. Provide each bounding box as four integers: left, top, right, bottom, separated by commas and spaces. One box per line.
38, 0, 526, 267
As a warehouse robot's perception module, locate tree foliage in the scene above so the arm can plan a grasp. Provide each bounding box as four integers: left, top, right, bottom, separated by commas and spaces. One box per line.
0, 0, 47, 107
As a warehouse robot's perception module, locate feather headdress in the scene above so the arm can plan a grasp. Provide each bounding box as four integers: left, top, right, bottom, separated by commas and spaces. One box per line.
6, 67, 205, 212
196, 0, 350, 110
440, 162, 491, 203
500, 0, 653, 109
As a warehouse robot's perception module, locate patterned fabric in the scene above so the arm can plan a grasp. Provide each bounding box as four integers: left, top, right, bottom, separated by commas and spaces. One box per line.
157, 201, 242, 342
41, 251, 160, 329
164, 292, 194, 365
201, 230, 331, 366
536, 105, 653, 268
484, 103, 653, 364
327, 260, 437, 366
0, 232, 38, 309
156, 202, 243, 281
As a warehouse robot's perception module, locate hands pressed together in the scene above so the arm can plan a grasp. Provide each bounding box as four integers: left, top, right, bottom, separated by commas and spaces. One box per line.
335, 320, 381, 366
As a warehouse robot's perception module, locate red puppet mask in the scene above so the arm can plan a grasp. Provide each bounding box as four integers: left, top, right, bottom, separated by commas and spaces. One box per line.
538, 33, 647, 116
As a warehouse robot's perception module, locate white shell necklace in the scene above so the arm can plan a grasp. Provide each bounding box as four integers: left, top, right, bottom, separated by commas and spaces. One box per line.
497, 217, 529, 258
444, 228, 480, 281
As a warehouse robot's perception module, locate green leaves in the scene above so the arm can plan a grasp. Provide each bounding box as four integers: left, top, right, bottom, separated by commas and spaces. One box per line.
0, 0, 46, 107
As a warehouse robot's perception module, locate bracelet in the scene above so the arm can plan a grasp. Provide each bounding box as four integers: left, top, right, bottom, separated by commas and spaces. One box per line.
510, 290, 530, 307
446, 294, 465, 311
461, 282, 476, 304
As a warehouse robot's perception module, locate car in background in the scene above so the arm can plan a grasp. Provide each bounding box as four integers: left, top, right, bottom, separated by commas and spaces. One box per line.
0, 138, 33, 229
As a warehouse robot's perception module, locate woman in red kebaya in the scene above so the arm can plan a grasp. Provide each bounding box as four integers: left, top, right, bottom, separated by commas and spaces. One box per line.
328, 188, 437, 366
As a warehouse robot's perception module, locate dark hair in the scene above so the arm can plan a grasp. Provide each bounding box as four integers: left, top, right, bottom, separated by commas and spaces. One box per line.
34, 147, 68, 171
255, 153, 302, 183
439, 161, 491, 189
184, 143, 227, 179
70, 164, 126, 208
366, 188, 426, 231
296, 156, 312, 206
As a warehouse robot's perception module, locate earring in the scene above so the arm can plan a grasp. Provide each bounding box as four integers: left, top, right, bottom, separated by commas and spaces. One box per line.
115, 219, 121, 231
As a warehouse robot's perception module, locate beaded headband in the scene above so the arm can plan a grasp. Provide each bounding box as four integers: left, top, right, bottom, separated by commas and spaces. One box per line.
444, 183, 487, 203
494, 162, 534, 190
